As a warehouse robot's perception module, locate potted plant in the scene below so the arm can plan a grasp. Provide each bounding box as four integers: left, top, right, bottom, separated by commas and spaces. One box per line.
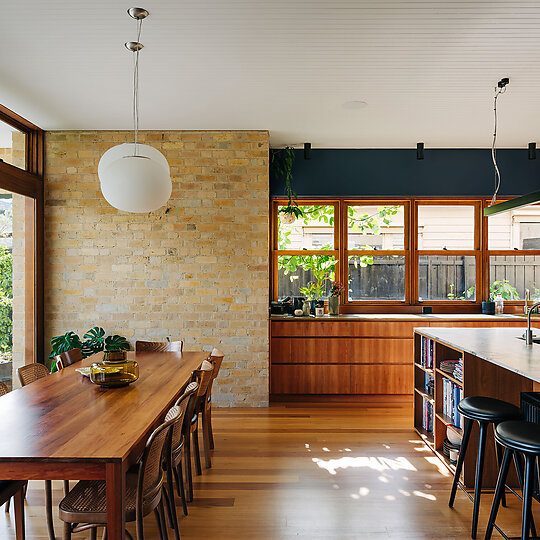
481, 280, 520, 314
328, 281, 345, 315
49, 326, 130, 372
300, 271, 331, 315
272, 146, 303, 224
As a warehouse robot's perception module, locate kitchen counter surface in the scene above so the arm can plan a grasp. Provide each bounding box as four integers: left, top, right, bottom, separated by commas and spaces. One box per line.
414, 326, 540, 384
270, 313, 526, 322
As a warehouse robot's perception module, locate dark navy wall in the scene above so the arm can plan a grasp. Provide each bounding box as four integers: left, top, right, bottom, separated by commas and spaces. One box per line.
270, 149, 540, 197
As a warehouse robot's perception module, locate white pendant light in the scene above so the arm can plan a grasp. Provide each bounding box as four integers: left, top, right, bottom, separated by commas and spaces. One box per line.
98, 7, 172, 213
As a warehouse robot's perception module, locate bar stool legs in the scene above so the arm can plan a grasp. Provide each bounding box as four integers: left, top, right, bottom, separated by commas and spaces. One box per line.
449, 417, 473, 508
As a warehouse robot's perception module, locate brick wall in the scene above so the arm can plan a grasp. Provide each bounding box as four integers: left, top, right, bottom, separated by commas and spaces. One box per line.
44, 130, 269, 406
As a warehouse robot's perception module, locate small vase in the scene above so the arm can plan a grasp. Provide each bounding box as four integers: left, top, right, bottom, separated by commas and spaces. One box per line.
302, 300, 311, 317
328, 296, 340, 315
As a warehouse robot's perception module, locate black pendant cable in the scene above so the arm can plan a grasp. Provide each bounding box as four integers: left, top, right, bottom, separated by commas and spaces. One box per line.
490, 78, 509, 206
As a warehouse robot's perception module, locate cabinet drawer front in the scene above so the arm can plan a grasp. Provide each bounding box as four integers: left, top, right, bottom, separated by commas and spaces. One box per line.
290, 338, 348, 364
350, 364, 412, 394
271, 321, 350, 337
349, 338, 413, 364
271, 338, 291, 363
348, 322, 418, 338
271, 365, 351, 394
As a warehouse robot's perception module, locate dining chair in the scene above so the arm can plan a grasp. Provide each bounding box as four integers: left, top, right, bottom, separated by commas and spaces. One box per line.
186, 362, 214, 501
204, 348, 224, 451
55, 348, 83, 371
135, 340, 183, 352
17, 362, 49, 386
58, 407, 182, 540
0, 480, 27, 539
165, 381, 199, 521
0, 381, 8, 396
17, 362, 58, 540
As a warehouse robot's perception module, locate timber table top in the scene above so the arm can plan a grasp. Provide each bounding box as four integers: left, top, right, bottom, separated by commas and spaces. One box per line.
0, 350, 207, 462
414, 326, 540, 383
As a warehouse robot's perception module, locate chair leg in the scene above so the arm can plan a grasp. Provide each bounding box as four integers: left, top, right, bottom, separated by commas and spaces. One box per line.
185, 434, 193, 503
13, 485, 25, 540
154, 508, 163, 540
5, 497, 10, 513
90, 527, 97, 540
494, 439, 507, 507
193, 427, 202, 476
471, 421, 488, 539
63, 480, 70, 496
176, 462, 188, 516
163, 481, 180, 540
485, 447, 512, 540
449, 417, 473, 508
158, 500, 169, 540
521, 455, 535, 540
63, 522, 72, 540
202, 408, 212, 469
514, 451, 538, 538
208, 405, 214, 450
162, 471, 175, 530
45, 480, 56, 540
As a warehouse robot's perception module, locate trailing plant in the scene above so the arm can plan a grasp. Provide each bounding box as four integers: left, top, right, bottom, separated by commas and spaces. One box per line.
49, 326, 130, 372
272, 146, 303, 220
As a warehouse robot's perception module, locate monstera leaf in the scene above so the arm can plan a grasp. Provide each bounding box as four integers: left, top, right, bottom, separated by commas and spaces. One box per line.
82, 326, 106, 357
105, 335, 130, 352
50, 331, 83, 358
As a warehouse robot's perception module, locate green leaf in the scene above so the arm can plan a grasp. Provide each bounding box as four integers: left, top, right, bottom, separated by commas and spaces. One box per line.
105, 335, 130, 352
50, 331, 82, 358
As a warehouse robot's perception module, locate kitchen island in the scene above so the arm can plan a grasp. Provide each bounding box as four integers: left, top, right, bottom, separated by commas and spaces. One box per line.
413, 326, 540, 488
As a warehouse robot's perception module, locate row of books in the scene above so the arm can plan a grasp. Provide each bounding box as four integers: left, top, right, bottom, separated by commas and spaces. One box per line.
420, 336, 435, 369
442, 378, 464, 429
424, 372, 434, 398
440, 358, 463, 382
422, 397, 434, 432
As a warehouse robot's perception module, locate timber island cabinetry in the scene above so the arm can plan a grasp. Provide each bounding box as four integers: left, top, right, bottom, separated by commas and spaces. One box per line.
270, 315, 527, 400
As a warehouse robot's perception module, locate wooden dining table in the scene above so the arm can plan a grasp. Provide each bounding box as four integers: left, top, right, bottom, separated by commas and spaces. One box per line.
0, 350, 208, 540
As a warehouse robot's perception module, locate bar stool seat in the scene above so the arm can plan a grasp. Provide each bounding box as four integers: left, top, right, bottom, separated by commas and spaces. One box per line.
495, 420, 540, 454
449, 396, 521, 539
458, 396, 521, 423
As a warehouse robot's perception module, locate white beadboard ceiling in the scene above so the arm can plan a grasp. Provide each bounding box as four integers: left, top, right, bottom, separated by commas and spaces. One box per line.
2, 0, 540, 148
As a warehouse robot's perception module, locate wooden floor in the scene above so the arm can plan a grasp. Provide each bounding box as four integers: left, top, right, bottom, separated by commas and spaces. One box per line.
0, 402, 534, 539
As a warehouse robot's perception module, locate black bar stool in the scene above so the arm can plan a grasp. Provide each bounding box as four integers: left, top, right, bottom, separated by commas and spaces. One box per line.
485, 420, 540, 540
449, 396, 521, 539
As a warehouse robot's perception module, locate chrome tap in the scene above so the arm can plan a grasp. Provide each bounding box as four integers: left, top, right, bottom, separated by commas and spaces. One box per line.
525, 301, 540, 345
525, 289, 530, 315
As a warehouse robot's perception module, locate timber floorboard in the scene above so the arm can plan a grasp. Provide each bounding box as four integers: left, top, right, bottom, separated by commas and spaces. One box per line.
0, 403, 534, 539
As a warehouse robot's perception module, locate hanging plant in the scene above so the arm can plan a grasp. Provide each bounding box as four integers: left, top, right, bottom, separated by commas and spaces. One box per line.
271, 146, 303, 223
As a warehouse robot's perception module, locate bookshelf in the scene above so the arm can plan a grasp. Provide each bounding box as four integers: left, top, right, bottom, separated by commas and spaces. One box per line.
414, 331, 464, 477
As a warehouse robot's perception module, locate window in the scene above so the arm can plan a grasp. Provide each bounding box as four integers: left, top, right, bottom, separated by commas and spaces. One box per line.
346, 203, 408, 302
0, 120, 26, 171
271, 197, 539, 311
274, 203, 338, 300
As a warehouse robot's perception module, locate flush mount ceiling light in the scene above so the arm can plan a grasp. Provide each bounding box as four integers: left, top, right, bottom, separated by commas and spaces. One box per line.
98, 7, 172, 213
484, 78, 540, 216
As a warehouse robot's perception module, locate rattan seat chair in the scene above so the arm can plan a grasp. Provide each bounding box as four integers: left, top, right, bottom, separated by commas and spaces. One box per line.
204, 348, 224, 451
59, 407, 182, 540
0, 381, 8, 396
165, 381, 199, 521
17, 362, 58, 540
185, 363, 214, 502
135, 340, 183, 352
55, 348, 83, 371
17, 362, 49, 386
0, 480, 27, 538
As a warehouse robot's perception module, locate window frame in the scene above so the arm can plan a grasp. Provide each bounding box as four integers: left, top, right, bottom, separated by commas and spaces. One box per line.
0, 103, 44, 365
271, 196, 540, 313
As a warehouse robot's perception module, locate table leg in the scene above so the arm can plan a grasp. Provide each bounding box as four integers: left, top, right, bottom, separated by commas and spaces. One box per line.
106, 462, 125, 540
14, 485, 25, 540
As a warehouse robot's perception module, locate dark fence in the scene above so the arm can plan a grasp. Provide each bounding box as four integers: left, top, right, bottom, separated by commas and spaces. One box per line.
278, 256, 540, 300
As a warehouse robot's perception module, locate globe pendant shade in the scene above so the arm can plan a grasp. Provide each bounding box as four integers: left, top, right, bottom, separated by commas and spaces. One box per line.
98, 143, 172, 213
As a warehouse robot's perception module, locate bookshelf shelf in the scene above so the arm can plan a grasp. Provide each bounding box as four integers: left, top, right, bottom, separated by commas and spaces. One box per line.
435, 412, 464, 438
435, 367, 463, 387
414, 387, 434, 404
414, 362, 434, 375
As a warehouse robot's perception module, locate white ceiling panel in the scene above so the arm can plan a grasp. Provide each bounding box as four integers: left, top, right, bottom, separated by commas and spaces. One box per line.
2, 1, 540, 147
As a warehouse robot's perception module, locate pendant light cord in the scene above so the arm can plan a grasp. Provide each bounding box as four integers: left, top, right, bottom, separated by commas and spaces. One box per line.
490, 84, 507, 206
132, 18, 143, 156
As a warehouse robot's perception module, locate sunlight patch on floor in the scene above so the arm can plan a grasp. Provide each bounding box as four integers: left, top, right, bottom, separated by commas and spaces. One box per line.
312, 455, 417, 475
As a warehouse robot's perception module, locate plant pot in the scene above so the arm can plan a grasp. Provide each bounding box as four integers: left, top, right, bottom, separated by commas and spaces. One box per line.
482, 301, 496, 315
328, 296, 340, 315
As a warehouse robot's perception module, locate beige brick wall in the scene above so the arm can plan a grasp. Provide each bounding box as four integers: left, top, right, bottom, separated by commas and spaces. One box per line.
44, 130, 269, 406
